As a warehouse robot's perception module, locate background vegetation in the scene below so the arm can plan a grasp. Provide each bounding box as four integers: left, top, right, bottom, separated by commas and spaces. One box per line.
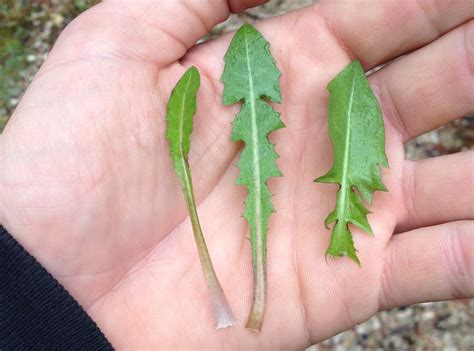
0, 0, 98, 129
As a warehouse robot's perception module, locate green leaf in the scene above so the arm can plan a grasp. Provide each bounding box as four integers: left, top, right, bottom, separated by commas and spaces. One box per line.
166, 66, 200, 178
221, 24, 284, 332
166, 66, 236, 329
316, 60, 388, 265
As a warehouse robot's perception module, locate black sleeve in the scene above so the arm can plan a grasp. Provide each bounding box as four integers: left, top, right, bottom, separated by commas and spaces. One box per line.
0, 225, 114, 350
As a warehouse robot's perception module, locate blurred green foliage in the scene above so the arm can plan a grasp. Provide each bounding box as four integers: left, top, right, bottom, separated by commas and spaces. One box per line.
0, 0, 99, 131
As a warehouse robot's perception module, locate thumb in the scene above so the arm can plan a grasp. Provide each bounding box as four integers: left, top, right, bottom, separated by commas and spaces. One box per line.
46, 0, 268, 68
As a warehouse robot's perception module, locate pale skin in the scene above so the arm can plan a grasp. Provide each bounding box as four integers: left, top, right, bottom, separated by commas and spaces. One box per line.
0, 0, 473, 348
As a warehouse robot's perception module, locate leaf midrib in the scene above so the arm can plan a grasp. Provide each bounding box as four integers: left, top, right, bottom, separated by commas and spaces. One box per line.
337, 72, 357, 220
244, 31, 263, 253
178, 73, 193, 198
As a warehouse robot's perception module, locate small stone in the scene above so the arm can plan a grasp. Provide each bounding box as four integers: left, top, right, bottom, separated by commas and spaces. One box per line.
50, 13, 64, 27
421, 310, 435, 321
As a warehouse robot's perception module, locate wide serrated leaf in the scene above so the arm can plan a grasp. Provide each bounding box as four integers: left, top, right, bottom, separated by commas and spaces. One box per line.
221, 24, 284, 332
166, 66, 236, 329
316, 60, 388, 264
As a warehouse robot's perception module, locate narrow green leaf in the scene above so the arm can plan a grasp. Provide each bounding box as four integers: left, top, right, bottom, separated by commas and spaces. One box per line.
221, 24, 284, 332
316, 60, 388, 265
166, 66, 236, 329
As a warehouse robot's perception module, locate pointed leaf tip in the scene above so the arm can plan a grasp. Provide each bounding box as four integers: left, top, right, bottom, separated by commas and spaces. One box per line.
221, 23, 281, 105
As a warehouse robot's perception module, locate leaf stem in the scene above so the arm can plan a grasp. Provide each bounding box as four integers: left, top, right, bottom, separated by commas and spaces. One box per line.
180, 158, 236, 329
245, 252, 266, 331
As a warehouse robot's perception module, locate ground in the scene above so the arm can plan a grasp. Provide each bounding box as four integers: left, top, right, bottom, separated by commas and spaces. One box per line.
0, 1, 472, 349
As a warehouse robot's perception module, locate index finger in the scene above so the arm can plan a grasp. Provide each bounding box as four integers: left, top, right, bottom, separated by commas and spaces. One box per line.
320, 0, 474, 68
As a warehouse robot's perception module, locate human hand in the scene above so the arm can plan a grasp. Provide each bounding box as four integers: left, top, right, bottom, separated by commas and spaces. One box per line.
0, 0, 473, 348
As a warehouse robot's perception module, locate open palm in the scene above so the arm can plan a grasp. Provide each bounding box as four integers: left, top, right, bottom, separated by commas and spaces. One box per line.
0, 0, 473, 349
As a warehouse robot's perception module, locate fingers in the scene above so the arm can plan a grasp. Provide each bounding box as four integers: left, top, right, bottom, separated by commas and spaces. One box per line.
371, 20, 474, 141
228, 0, 268, 13
379, 221, 474, 310
320, 0, 474, 68
397, 152, 474, 233
46, 0, 268, 67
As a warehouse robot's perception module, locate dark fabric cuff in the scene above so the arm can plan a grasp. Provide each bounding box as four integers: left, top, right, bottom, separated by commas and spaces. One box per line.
0, 225, 114, 350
